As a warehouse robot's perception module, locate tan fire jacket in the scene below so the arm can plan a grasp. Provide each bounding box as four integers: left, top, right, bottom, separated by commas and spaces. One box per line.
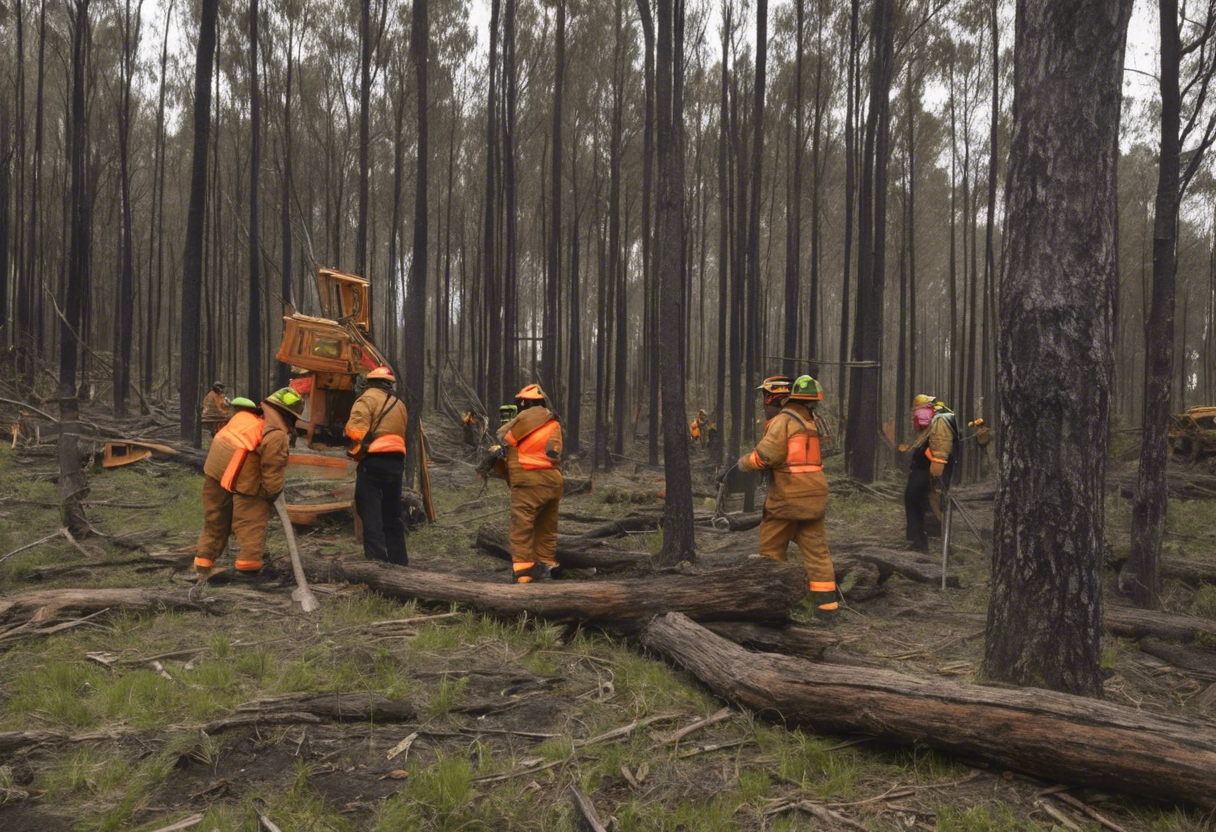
910, 413, 955, 467
203, 416, 290, 498
738, 402, 828, 520
346, 386, 408, 452
497, 406, 563, 489
201, 390, 232, 423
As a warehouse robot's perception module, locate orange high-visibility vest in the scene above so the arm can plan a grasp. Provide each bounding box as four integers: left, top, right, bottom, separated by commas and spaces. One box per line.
775, 411, 822, 475
510, 419, 560, 470
367, 433, 407, 454
217, 412, 265, 491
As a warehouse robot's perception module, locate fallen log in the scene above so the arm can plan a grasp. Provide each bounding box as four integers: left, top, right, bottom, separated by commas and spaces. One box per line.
1105, 605, 1216, 644
835, 546, 960, 588
580, 511, 663, 539
329, 559, 804, 632
701, 621, 838, 660
643, 612, 1216, 809
0, 588, 216, 628
0, 692, 416, 755
952, 607, 1216, 645
1138, 638, 1216, 682
474, 525, 649, 571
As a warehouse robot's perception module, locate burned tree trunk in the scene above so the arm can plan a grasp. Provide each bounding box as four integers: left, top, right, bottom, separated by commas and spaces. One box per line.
644, 613, 1216, 809
403, 0, 428, 487
655, 0, 694, 565
985, 0, 1133, 696
180, 0, 219, 446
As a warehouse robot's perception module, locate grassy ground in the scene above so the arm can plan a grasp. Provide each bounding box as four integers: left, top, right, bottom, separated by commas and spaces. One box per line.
0, 427, 1214, 831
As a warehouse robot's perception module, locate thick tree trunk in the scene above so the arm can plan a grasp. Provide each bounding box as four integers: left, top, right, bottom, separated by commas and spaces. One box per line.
327, 559, 804, 633
112, 0, 138, 418
483, 0, 501, 412
180, 0, 219, 446
277, 14, 294, 388
356, 0, 371, 276
643, 612, 1216, 810
986, 0, 1133, 697
838, 0, 859, 407
713, 4, 730, 469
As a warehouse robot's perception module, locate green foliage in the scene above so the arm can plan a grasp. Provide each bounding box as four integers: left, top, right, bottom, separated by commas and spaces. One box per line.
935, 803, 1046, 831
374, 754, 489, 832
1191, 585, 1216, 621
426, 675, 469, 718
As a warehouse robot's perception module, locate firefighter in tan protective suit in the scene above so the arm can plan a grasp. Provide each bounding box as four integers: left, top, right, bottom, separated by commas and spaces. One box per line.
904, 394, 958, 552
491, 384, 563, 583
194, 389, 304, 577
201, 382, 233, 438
346, 366, 409, 566
737, 375, 838, 614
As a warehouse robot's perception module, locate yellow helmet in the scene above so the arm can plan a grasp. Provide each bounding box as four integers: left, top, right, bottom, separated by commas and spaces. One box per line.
912, 394, 936, 409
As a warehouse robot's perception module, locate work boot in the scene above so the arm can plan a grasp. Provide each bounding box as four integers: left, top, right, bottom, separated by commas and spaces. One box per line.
193, 564, 228, 584
548, 564, 566, 580
511, 563, 551, 584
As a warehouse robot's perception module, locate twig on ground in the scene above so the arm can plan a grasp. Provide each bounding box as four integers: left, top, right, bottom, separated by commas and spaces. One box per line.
677, 738, 749, 759
1036, 799, 1084, 831
0, 530, 66, 564
1050, 792, 1131, 832
652, 707, 732, 748
572, 713, 681, 748
386, 731, 419, 762
570, 787, 609, 832
148, 815, 206, 832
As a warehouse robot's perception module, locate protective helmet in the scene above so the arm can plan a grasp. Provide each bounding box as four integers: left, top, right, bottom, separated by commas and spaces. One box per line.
230, 396, 258, 410
516, 384, 546, 401
499, 404, 518, 423
788, 375, 823, 402
263, 387, 305, 420
212, 382, 225, 392
912, 394, 936, 409
756, 375, 793, 395
367, 366, 396, 384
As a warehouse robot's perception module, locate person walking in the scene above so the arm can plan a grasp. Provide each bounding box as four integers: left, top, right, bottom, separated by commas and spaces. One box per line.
904, 395, 958, 552
201, 382, 233, 438
736, 375, 838, 615
495, 384, 563, 583
346, 366, 409, 566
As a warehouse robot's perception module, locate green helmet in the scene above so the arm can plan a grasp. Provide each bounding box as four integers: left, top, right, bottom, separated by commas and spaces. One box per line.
499, 404, 518, 423
788, 375, 823, 403
230, 396, 258, 409
263, 387, 305, 420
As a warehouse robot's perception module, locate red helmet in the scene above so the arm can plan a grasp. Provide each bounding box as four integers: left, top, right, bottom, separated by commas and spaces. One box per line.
516, 384, 546, 401
367, 366, 395, 383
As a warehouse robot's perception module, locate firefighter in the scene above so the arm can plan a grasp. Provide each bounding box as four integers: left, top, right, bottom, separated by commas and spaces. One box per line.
493, 384, 563, 583
201, 382, 233, 438
346, 366, 409, 566
736, 375, 838, 615
194, 389, 303, 578
904, 394, 958, 552
757, 376, 793, 425
689, 409, 709, 447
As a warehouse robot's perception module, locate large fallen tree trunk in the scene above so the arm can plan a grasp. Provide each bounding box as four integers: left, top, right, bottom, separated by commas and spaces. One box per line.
701, 621, 838, 660
643, 612, 1216, 809
328, 559, 804, 632
835, 546, 960, 588
474, 526, 650, 571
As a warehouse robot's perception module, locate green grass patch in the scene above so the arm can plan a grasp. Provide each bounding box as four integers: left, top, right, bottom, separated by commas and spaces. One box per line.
375, 753, 489, 832
935, 802, 1046, 831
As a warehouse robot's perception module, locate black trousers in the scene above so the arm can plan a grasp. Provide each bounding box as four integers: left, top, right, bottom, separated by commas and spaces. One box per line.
904, 467, 933, 550
355, 453, 408, 566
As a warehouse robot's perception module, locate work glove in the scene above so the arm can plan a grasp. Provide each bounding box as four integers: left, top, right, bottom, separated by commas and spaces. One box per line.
929, 460, 945, 479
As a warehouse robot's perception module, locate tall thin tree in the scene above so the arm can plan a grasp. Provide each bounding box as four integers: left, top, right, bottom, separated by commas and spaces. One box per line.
180, 0, 220, 445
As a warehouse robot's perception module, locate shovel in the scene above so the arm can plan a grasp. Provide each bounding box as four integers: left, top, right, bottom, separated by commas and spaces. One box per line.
273, 494, 320, 613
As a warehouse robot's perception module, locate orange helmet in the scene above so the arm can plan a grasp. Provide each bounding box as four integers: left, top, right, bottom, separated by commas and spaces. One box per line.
516, 384, 546, 401
367, 366, 396, 383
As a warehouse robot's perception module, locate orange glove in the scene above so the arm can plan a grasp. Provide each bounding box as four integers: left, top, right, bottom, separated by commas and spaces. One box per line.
930, 460, 945, 479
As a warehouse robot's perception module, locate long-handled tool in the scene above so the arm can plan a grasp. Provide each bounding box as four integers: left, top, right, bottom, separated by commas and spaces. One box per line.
711, 462, 738, 531
940, 490, 954, 591
274, 494, 320, 613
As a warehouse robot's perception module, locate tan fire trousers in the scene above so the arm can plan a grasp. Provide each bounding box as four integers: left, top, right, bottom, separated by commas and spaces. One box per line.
195, 475, 272, 572
757, 494, 837, 608
509, 481, 563, 567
